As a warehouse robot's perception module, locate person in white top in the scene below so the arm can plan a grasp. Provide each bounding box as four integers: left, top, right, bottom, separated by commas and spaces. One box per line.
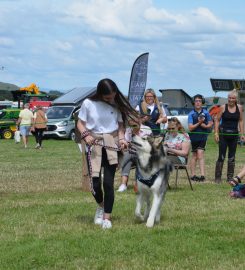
77, 78, 139, 229
135, 88, 167, 135
16, 103, 34, 148
117, 113, 152, 192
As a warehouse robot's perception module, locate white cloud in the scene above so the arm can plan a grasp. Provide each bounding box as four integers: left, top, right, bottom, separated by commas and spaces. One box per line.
55, 41, 73, 51
0, 0, 245, 96
144, 6, 184, 24
63, 1, 242, 40
0, 37, 14, 46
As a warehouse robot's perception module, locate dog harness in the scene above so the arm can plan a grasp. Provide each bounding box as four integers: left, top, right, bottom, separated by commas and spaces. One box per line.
136, 168, 163, 188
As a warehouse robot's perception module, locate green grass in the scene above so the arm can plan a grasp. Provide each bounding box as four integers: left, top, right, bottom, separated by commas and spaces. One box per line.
0, 137, 245, 270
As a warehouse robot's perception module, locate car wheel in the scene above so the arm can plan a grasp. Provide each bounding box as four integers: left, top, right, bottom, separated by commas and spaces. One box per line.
3, 129, 14, 139
70, 130, 75, 141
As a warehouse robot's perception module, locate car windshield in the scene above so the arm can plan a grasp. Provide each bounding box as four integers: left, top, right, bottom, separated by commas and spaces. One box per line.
46, 106, 74, 119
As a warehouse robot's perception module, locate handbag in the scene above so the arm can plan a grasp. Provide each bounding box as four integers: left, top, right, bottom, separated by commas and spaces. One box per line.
14, 130, 21, 143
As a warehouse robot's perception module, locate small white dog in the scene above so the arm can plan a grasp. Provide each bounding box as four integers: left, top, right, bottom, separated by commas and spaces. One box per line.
132, 135, 172, 228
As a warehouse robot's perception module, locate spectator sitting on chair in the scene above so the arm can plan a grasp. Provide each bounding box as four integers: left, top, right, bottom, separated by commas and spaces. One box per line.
117, 113, 152, 192
164, 117, 190, 165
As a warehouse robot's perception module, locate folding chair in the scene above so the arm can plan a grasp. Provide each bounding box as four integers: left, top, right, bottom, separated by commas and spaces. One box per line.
174, 157, 193, 190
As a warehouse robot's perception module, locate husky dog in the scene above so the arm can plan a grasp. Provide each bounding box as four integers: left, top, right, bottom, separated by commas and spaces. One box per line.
131, 135, 172, 228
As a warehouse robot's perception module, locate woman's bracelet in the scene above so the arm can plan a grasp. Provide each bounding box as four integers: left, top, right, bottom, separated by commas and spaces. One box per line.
81, 130, 90, 139
214, 132, 218, 136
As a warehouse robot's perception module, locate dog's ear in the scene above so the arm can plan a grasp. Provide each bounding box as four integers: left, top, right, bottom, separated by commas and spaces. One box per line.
147, 136, 155, 144
153, 136, 163, 148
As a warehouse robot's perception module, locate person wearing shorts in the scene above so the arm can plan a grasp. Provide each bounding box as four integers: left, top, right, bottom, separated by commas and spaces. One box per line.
191, 140, 207, 153
188, 94, 213, 181
16, 103, 34, 148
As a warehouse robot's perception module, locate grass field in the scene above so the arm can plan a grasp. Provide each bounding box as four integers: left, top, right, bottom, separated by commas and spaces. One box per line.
0, 137, 245, 270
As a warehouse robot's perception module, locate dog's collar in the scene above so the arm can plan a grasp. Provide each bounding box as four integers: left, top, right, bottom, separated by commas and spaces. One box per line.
136, 168, 162, 188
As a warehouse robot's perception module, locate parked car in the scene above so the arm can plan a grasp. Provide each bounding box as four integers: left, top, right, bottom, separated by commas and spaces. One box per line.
43, 86, 96, 140
159, 89, 194, 132
163, 105, 191, 131
44, 105, 79, 140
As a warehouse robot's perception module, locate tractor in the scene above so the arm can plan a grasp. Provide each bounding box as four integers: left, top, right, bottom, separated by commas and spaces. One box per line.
0, 108, 20, 139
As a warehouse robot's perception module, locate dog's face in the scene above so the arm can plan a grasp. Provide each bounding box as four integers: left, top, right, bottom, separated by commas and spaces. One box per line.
132, 135, 168, 171
132, 135, 164, 155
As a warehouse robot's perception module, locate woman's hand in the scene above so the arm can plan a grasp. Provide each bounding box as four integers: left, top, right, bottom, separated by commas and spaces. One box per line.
119, 139, 128, 150
167, 148, 175, 154
84, 135, 95, 146
156, 116, 167, 124
214, 133, 219, 143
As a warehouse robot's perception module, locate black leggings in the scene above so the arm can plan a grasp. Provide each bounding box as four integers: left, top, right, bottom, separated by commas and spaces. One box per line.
92, 148, 117, 214
34, 128, 46, 146
217, 135, 238, 162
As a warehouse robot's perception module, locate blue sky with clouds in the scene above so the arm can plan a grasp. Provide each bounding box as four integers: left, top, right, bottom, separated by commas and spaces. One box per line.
0, 0, 245, 97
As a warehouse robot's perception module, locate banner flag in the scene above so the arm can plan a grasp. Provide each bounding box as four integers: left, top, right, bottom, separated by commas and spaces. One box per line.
210, 78, 245, 91
128, 52, 149, 108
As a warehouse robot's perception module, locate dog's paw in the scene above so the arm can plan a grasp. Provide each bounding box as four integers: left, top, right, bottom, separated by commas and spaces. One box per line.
135, 213, 144, 222
146, 218, 155, 228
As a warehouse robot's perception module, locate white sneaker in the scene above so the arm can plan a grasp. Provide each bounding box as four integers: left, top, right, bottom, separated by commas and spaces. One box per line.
102, 219, 112, 229
117, 184, 127, 192
35, 143, 40, 149
94, 207, 104, 225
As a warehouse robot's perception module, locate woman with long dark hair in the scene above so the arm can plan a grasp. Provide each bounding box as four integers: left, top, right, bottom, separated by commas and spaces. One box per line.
77, 78, 139, 229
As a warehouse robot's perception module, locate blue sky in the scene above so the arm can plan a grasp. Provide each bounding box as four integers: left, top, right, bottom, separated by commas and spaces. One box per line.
0, 0, 245, 98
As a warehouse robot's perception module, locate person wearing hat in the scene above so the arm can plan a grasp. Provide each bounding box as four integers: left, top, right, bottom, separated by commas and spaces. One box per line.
32, 105, 48, 149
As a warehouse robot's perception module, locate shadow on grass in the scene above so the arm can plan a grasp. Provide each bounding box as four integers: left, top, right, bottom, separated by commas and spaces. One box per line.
76, 215, 93, 224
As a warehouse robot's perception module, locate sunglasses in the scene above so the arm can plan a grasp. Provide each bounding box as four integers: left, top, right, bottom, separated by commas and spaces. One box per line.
167, 128, 176, 131
145, 95, 154, 98
168, 117, 178, 122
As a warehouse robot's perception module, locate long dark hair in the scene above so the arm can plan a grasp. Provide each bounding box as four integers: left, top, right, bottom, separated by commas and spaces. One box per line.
90, 78, 139, 125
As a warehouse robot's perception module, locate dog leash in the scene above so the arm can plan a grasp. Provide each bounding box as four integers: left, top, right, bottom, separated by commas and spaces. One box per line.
86, 141, 136, 195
